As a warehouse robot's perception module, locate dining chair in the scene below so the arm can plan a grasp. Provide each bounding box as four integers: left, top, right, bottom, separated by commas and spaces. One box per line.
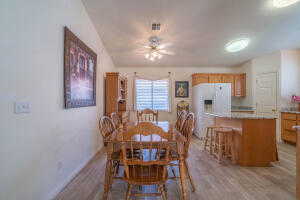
175, 110, 187, 132
110, 112, 122, 129
99, 116, 116, 146
180, 112, 196, 192
120, 122, 175, 200
169, 112, 196, 192
136, 109, 158, 123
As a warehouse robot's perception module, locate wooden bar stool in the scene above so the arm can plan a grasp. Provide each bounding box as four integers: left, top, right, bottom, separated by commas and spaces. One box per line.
213, 127, 234, 163
203, 126, 220, 154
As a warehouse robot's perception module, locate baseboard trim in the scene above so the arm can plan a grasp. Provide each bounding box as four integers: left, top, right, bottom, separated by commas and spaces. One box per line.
46, 147, 105, 200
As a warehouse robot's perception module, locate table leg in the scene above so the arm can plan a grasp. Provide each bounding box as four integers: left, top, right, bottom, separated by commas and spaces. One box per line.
102, 159, 112, 200
179, 159, 188, 200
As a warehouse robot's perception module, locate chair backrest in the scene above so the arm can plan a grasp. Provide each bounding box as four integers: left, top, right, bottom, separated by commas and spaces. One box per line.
121, 122, 170, 141
110, 112, 121, 129
137, 109, 158, 123
99, 116, 116, 141
120, 123, 174, 183
175, 110, 187, 132
181, 112, 195, 156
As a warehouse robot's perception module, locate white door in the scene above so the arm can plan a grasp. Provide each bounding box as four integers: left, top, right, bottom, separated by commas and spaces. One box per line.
255, 72, 277, 115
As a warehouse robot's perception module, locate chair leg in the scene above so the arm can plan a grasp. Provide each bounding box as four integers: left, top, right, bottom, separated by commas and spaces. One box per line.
203, 128, 209, 151
209, 129, 214, 155
125, 184, 132, 200
159, 184, 167, 200
163, 184, 168, 200
217, 133, 224, 163
184, 160, 196, 192
115, 161, 120, 176
171, 166, 177, 178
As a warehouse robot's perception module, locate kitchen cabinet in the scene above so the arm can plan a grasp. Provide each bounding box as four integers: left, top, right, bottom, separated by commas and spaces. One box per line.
208, 74, 223, 83
222, 74, 235, 96
234, 74, 246, 97
192, 73, 209, 86
281, 112, 298, 144
213, 115, 277, 167
192, 73, 246, 97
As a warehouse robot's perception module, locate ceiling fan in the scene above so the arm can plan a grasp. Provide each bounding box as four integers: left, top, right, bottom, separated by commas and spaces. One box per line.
142, 36, 175, 61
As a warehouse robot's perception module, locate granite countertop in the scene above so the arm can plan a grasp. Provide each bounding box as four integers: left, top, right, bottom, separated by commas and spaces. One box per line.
281, 108, 300, 114
205, 112, 277, 119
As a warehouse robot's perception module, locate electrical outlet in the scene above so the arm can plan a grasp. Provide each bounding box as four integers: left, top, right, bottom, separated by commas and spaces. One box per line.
14, 101, 30, 114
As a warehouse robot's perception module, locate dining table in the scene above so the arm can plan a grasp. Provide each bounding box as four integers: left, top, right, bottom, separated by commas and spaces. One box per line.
102, 121, 190, 200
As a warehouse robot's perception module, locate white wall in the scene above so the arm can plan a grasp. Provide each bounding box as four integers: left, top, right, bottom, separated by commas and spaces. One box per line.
117, 66, 235, 121
280, 50, 300, 108
0, 0, 115, 200
233, 52, 282, 109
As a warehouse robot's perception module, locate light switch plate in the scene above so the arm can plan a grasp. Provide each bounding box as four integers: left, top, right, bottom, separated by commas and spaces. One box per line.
14, 101, 31, 114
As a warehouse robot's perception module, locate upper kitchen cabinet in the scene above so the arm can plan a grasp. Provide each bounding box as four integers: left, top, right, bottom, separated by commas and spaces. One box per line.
192, 73, 246, 97
192, 73, 209, 86
222, 74, 235, 96
209, 74, 223, 83
234, 73, 246, 97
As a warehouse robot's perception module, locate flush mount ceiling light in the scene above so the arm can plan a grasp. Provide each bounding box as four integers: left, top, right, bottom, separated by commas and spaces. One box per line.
273, 0, 300, 7
225, 38, 250, 53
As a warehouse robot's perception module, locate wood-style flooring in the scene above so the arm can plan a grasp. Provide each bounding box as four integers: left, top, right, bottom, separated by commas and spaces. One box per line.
54, 137, 296, 200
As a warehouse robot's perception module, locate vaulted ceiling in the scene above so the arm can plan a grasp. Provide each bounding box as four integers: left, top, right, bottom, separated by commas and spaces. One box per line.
82, 0, 300, 67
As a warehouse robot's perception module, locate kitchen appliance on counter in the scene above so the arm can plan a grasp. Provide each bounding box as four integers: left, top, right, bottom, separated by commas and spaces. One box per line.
192, 83, 231, 139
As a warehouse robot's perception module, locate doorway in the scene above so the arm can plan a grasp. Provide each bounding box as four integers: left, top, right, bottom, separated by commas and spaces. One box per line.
255, 72, 278, 115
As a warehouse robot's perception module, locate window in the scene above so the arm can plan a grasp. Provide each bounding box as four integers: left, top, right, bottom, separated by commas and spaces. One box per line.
135, 78, 170, 111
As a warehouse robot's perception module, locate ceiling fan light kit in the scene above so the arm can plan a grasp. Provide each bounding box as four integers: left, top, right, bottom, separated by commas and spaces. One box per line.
143, 35, 174, 62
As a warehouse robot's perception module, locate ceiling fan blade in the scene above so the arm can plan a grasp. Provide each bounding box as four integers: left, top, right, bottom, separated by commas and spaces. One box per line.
157, 43, 173, 49
158, 49, 175, 55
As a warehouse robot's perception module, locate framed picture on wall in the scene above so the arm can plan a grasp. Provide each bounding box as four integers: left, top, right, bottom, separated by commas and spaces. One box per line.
64, 27, 97, 109
175, 81, 189, 98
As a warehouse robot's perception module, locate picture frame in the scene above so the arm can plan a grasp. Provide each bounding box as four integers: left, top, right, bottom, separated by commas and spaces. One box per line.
175, 81, 189, 98
64, 27, 97, 108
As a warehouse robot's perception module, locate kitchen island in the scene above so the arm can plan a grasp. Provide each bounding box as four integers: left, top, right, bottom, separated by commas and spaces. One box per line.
206, 112, 278, 167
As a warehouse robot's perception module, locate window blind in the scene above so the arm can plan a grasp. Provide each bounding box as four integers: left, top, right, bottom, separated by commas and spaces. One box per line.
135, 78, 170, 111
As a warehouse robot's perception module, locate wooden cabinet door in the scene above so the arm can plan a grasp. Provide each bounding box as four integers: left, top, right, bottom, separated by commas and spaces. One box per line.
234, 74, 246, 97
283, 120, 297, 131
192, 73, 209, 86
209, 74, 222, 83
222, 74, 235, 96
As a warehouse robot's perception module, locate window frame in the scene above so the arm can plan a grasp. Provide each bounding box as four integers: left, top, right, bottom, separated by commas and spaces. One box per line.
134, 78, 171, 112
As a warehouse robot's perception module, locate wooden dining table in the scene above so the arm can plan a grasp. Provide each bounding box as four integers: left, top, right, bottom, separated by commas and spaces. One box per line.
102, 121, 190, 200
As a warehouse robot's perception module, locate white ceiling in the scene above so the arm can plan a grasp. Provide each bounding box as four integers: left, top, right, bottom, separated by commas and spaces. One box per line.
82, 0, 300, 67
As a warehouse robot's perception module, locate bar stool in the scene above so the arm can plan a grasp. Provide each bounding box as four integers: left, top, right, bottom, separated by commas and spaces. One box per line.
203, 126, 220, 154
213, 127, 234, 163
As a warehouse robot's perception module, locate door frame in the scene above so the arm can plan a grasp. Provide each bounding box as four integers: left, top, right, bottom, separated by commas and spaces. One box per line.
255, 71, 278, 115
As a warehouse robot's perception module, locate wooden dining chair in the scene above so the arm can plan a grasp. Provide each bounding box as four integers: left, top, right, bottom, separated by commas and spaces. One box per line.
110, 112, 122, 129
168, 113, 196, 192
180, 112, 196, 192
136, 109, 158, 123
120, 122, 175, 200
99, 116, 116, 146
175, 110, 187, 132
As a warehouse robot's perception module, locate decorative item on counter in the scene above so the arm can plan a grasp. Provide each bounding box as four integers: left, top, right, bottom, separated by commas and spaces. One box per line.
291, 95, 300, 111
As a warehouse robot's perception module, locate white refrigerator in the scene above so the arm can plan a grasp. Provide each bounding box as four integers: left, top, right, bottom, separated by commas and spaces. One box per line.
192, 83, 231, 139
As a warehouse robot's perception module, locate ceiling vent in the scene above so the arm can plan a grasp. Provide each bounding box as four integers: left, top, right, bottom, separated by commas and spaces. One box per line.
152, 23, 161, 31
